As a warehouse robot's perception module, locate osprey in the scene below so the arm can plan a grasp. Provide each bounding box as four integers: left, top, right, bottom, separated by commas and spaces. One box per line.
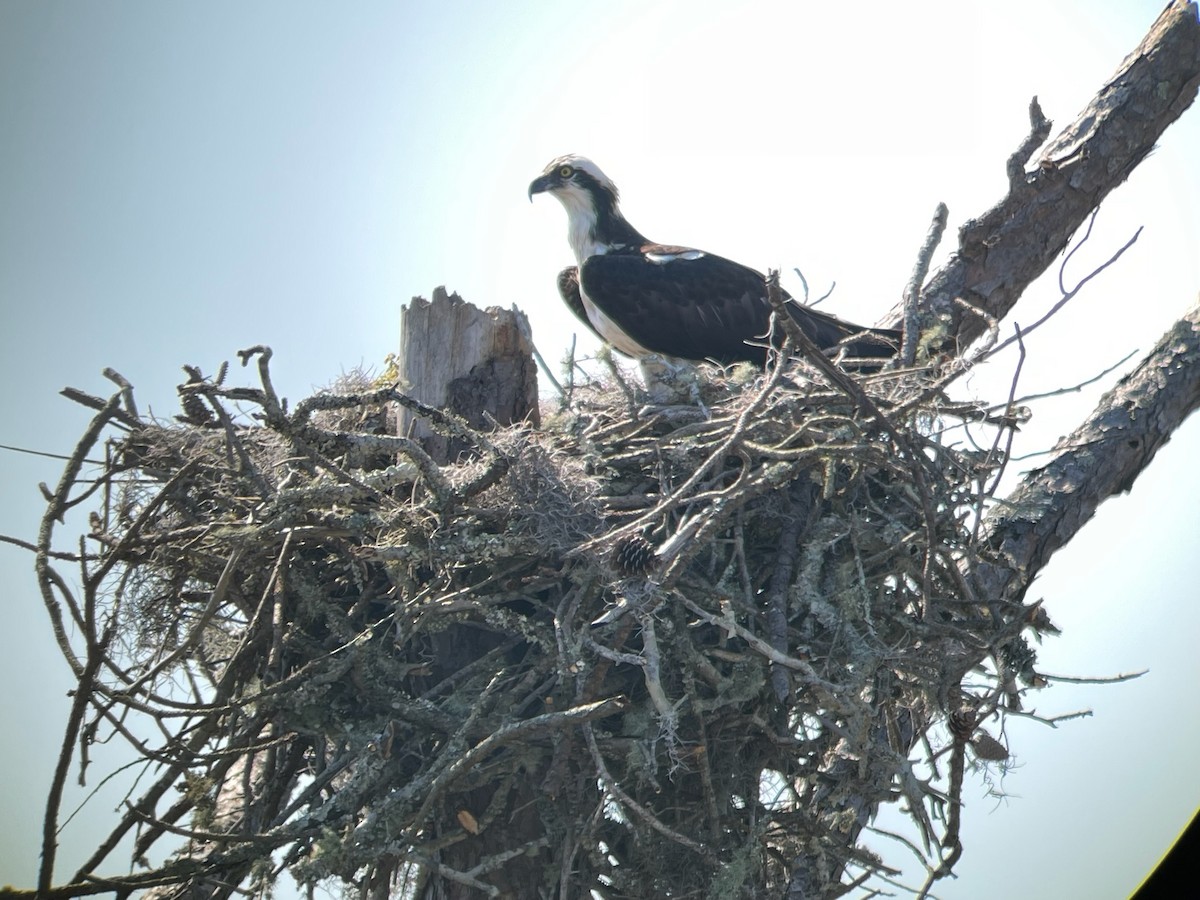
528, 154, 900, 367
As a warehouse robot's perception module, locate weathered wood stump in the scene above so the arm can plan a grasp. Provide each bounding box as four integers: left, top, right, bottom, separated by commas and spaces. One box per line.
398, 287, 545, 899
397, 286, 539, 463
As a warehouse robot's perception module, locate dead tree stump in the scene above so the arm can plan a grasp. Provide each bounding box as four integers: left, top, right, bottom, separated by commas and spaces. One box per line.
398, 286, 539, 462
397, 287, 546, 899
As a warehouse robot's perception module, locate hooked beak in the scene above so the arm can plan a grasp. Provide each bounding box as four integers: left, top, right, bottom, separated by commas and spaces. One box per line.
528, 173, 556, 202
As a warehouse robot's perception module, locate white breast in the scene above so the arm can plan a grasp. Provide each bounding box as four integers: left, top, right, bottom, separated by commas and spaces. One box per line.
578, 285, 653, 357
553, 185, 607, 263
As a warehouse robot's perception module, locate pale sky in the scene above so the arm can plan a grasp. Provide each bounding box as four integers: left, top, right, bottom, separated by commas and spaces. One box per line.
2, 3, 1198, 897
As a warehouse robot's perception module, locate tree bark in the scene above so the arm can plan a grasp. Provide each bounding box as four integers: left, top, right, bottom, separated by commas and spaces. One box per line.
979, 297, 1200, 601
396, 290, 545, 899
786, 4, 1200, 893
887, 0, 1200, 353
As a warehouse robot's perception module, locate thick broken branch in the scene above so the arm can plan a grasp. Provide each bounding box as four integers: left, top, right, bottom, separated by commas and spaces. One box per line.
887, 0, 1200, 351
979, 299, 1200, 601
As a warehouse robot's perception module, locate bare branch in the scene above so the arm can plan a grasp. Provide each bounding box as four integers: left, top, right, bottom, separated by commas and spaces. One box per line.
883, 0, 1200, 349
979, 299, 1200, 601
900, 203, 949, 366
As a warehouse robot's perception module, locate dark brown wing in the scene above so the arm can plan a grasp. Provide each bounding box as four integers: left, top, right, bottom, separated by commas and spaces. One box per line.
579, 248, 775, 364
579, 246, 899, 366
555, 266, 606, 343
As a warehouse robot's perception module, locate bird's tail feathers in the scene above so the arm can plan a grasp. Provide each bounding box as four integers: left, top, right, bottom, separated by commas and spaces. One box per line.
782, 301, 901, 365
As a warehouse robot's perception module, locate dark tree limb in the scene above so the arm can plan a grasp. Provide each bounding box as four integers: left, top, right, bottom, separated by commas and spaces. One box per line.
900, 202, 948, 366
978, 298, 1200, 601
887, 0, 1200, 352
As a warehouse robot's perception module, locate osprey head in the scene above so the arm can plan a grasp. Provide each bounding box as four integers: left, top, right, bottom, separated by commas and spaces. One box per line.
527, 154, 619, 205
529, 155, 636, 263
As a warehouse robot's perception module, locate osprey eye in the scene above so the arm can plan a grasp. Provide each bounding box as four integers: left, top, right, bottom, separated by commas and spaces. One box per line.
559, 165, 574, 178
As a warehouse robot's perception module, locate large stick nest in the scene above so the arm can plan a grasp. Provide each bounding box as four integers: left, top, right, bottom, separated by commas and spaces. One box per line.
59, 341, 1053, 899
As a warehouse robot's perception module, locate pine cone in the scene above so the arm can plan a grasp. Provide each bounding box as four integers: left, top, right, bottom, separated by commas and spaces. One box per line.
613, 534, 657, 576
